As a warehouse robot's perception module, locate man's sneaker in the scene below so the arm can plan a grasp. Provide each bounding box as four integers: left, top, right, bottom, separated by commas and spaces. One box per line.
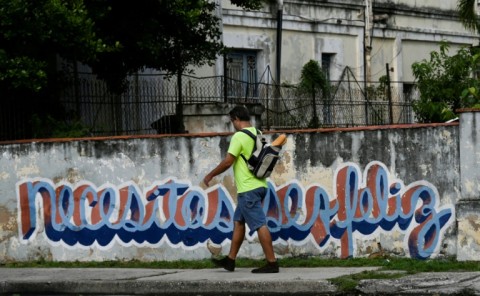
251, 261, 279, 273
211, 256, 235, 272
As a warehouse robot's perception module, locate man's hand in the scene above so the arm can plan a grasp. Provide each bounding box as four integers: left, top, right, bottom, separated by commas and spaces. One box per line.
203, 153, 236, 188
203, 174, 213, 187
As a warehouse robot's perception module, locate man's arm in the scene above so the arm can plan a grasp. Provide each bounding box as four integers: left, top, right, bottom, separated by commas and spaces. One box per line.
203, 153, 236, 186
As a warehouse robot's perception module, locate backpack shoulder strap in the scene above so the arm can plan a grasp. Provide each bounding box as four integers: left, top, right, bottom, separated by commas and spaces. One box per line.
240, 128, 257, 140
239, 128, 259, 163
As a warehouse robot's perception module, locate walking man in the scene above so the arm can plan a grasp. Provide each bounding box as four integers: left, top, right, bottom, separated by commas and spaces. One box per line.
203, 106, 279, 273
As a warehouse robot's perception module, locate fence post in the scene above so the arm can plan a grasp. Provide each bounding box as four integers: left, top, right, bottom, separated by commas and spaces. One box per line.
73, 61, 81, 117
223, 53, 228, 103
176, 71, 186, 133
266, 83, 270, 130
386, 63, 393, 124
134, 72, 141, 132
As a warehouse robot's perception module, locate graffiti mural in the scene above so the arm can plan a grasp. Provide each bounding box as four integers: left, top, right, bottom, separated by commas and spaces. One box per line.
16, 161, 454, 259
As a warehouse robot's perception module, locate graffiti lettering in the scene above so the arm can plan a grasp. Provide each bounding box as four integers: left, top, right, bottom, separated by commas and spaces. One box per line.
17, 180, 235, 248
16, 161, 453, 259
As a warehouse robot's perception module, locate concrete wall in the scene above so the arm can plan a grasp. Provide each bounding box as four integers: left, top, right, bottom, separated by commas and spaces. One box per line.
1, 110, 479, 263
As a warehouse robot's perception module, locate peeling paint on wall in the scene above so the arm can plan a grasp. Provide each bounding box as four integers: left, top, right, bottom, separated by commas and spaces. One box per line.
0, 120, 473, 262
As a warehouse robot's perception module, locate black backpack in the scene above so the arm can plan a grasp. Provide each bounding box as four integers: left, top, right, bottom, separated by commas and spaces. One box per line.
240, 129, 281, 178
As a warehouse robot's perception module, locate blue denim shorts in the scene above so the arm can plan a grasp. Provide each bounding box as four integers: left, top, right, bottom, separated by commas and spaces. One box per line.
234, 187, 267, 231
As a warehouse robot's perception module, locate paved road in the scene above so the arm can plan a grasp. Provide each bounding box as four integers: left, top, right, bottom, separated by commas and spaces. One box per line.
1, 267, 480, 295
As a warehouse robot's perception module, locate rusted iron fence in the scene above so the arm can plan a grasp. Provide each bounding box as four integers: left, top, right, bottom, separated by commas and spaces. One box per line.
0, 71, 418, 141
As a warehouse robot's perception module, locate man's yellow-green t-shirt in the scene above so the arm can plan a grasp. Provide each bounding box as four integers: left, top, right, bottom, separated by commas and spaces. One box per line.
227, 127, 268, 193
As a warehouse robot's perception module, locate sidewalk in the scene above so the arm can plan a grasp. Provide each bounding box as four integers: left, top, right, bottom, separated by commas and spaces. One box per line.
1, 267, 480, 295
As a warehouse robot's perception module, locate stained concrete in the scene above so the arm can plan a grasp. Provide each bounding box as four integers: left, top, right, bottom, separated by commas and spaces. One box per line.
1, 267, 480, 295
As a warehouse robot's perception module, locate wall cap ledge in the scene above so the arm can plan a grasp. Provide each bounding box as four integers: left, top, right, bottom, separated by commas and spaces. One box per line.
456, 108, 480, 113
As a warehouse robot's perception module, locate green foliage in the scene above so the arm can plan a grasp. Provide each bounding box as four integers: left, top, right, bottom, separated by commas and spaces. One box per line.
411, 42, 480, 122
297, 60, 330, 128
330, 270, 405, 292
412, 100, 457, 123
458, 0, 479, 33
0, 0, 107, 94
0, 0, 268, 95
0, 54, 47, 92
298, 60, 329, 95
460, 74, 480, 109
5, 256, 480, 273
367, 75, 389, 101
84, 0, 270, 92
83, 0, 223, 93
32, 114, 90, 138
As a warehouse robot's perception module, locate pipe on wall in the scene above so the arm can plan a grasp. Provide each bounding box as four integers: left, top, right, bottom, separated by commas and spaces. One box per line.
276, 0, 283, 85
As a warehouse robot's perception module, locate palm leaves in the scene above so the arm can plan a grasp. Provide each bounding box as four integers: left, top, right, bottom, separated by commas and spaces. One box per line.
458, 0, 480, 33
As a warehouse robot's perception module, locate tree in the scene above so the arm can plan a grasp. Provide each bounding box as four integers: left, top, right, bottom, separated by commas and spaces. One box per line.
0, 0, 270, 94
82, 0, 269, 133
458, 0, 480, 33
457, 0, 480, 110
411, 42, 480, 123
297, 60, 330, 128
0, 0, 269, 139
83, 0, 224, 93
0, 0, 111, 140
0, 0, 107, 95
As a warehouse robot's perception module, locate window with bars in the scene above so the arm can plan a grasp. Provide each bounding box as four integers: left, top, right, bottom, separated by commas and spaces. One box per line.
226, 51, 258, 98
321, 53, 334, 82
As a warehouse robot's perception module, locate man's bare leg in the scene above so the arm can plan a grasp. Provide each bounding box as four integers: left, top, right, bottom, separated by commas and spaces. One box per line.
257, 225, 276, 262
211, 221, 244, 271
228, 221, 246, 260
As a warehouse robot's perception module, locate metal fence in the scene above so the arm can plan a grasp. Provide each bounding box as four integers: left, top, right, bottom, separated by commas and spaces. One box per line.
260, 82, 415, 129
0, 71, 418, 141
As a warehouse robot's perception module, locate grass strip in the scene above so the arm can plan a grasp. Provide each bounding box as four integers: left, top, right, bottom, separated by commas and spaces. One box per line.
2, 256, 480, 272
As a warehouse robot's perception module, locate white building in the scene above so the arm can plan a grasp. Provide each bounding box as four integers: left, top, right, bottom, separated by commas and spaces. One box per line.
197, 0, 480, 88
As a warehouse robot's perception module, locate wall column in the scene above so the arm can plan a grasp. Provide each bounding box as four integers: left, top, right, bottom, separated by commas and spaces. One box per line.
456, 108, 480, 261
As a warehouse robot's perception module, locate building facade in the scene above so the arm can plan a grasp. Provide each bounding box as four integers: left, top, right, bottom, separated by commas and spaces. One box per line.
202, 0, 479, 89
